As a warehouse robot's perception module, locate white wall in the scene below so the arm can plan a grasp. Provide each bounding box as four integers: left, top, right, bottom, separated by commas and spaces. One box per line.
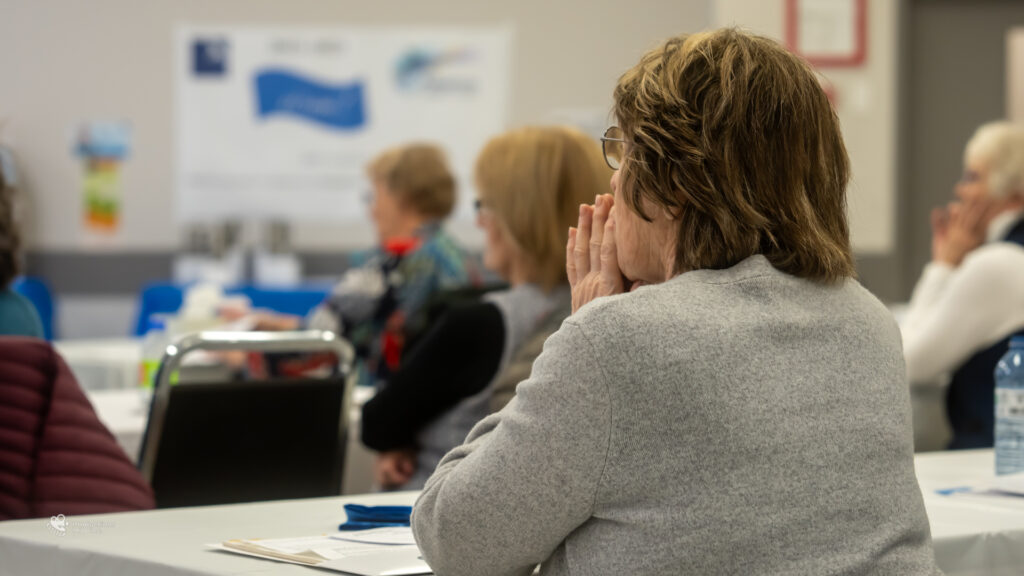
1009, 27, 1024, 122
0, 0, 711, 253
713, 0, 899, 255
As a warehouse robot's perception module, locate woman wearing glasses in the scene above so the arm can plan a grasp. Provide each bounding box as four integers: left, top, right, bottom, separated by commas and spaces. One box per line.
902, 121, 1024, 449
412, 29, 940, 575
361, 125, 611, 490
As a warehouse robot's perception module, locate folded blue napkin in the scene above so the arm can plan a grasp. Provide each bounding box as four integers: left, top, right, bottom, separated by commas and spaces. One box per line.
338, 504, 413, 531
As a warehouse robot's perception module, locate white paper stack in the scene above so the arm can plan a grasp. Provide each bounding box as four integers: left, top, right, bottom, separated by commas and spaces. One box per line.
210, 527, 431, 575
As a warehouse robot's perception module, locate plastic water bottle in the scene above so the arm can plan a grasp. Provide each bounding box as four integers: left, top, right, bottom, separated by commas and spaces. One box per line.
995, 336, 1024, 475
139, 317, 170, 389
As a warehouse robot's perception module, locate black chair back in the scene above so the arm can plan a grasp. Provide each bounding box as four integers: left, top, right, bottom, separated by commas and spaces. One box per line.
150, 377, 346, 508
138, 330, 354, 508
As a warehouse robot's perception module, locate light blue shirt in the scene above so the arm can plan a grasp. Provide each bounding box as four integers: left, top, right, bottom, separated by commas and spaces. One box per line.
0, 288, 44, 338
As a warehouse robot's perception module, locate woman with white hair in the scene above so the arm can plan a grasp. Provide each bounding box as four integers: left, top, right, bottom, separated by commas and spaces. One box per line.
903, 121, 1024, 449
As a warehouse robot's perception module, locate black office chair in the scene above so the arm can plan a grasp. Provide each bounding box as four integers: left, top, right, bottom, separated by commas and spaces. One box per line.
138, 331, 355, 508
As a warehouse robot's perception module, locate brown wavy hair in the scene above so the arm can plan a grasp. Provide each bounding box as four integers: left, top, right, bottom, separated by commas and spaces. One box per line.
613, 28, 855, 282
0, 162, 19, 289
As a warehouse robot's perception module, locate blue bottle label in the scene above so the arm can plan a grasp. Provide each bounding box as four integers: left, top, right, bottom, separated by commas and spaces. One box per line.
996, 389, 1024, 420
995, 348, 1024, 476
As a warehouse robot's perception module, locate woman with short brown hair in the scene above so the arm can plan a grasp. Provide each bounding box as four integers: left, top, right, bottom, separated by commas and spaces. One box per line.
412, 29, 940, 575
608, 30, 854, 283
246, 142, 467, 383
364, 143, 457, 235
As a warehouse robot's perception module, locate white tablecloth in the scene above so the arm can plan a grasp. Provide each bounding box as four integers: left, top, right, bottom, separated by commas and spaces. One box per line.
54, 338, 142, 391
0, 491, 418, 576
914, 450, 1024, 576
86, 389, 150, 463
0, 450, 1020, 575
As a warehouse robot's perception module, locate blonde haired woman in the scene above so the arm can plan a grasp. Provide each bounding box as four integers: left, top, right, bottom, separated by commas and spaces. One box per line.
903, 121, 1024, 449
361, 126, 611, 490
412, 29, 939, 575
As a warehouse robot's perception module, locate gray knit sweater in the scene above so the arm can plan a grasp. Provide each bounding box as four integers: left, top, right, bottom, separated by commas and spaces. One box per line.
411, 255, 941, 576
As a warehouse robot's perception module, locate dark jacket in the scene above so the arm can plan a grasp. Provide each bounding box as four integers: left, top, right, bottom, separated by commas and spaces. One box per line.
947, 217, 1024, 449
0, 337, 155, 520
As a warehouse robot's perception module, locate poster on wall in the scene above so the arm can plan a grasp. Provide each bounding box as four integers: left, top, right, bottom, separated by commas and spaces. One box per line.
785, 0, 866, 67
73, 121, 132, 236
175, 25, 511, 223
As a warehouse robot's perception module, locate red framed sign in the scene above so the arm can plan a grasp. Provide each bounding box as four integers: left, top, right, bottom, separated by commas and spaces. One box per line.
785, 0, 867, 67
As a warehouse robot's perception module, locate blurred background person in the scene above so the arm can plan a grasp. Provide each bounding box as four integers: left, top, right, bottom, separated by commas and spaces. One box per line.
902, 121, 1024, 450
0, 163, 44, 338
244, 143, 471, 384
360, 125, 611, 490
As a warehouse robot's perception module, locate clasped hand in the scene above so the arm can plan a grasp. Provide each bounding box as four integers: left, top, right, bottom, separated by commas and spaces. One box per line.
567, 194, 632, 314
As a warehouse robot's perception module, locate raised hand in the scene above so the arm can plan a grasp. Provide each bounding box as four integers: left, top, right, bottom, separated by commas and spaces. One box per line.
566, 194, 625, 313
932, 198, 999, 267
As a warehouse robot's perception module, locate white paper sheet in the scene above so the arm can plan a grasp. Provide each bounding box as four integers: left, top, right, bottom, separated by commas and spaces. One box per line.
320, 545, 430, 576
332, 527, 417, 546
209, 541, 431, 575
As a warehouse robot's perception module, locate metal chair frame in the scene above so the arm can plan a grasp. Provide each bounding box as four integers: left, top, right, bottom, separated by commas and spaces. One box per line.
138, 330, 355, 488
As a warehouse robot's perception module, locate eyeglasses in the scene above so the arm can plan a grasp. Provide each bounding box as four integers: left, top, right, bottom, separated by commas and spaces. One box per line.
960, 170, 982, 185
600, 126, 626, 170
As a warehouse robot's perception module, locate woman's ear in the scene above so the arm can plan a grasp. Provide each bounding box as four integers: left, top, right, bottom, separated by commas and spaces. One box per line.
661, 197, 684, 222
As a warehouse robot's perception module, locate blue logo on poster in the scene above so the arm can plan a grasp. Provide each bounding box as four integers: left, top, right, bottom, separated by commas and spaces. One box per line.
254, 70, 366, 130
394, 47, 476, 93
395, 50, 437, 89
193, 39, 228, 76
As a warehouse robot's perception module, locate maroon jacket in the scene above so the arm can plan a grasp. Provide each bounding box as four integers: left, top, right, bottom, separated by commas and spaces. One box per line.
0, 337, 155, 520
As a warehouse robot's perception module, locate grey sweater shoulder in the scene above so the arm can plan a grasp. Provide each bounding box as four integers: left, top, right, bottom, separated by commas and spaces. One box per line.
412, 255, 941, 576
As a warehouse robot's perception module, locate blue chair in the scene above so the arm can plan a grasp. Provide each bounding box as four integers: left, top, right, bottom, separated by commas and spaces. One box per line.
11, 276, 56, 340
134, 283, 187, 336
243, 285, 331, 318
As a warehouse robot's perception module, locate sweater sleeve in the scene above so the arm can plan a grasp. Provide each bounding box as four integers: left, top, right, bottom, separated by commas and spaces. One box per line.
902, 247, 1024, 385
901, 261, 954, 334
360, 303, 504, 452
411, 321, 612, 576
